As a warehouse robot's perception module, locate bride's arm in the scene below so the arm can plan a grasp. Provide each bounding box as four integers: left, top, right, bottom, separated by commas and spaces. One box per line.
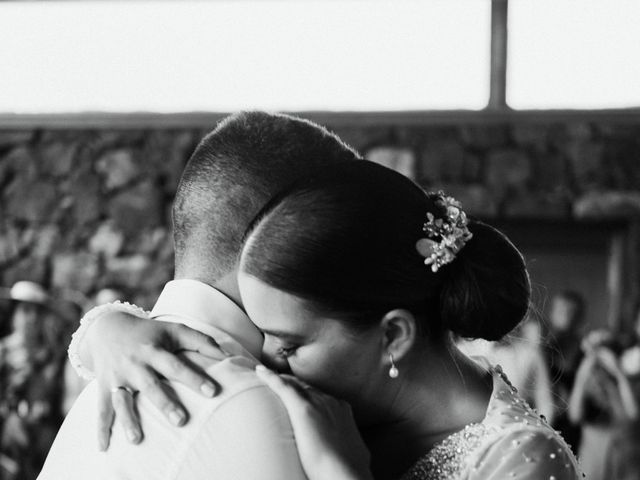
255, 365, 373, 480
71, 304, 224, 449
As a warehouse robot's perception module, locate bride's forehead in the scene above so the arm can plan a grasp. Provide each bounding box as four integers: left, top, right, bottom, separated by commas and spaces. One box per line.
239, 273, 352, 339
240, 274, 308, 311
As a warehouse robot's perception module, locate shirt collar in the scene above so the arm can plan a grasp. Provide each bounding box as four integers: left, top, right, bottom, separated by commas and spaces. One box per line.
149, 279, 263, 360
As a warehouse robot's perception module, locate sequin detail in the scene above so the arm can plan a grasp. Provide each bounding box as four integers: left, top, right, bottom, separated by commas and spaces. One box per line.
399, 364, 582, 480
400, 423, 497, 480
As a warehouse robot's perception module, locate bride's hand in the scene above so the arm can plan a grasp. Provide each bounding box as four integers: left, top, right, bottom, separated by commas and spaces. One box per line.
78, 309, 225, 450
255, 365, 373, 480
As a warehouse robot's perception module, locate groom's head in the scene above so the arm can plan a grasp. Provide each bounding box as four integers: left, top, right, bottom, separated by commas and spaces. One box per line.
172, 111, 360, 284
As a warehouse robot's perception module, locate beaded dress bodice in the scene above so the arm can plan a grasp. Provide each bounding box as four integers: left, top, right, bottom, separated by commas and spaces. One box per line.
400, 365, 581, 480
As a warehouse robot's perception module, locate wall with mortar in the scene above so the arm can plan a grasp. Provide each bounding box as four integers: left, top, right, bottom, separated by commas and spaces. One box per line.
1, 118, 639, 328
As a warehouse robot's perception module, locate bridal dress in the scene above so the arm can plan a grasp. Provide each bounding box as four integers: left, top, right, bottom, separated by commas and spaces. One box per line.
401, 365, 581, 480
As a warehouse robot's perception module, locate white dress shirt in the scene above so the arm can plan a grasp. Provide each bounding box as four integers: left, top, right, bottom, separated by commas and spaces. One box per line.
39, 279, 307, 480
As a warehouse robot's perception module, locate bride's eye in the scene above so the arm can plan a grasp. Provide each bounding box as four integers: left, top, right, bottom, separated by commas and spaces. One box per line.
276, 346, 297, 358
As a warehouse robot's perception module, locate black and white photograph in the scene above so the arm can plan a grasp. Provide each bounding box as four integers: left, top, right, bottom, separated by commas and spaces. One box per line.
0, 0, 639, 479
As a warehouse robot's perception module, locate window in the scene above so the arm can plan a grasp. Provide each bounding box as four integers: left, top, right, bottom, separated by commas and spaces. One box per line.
0, 0, 490, 113
508, 0, 640, 109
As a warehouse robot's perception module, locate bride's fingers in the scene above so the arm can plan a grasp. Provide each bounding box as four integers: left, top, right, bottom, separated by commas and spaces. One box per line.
131, 364, 188, 427
146, 347, 219, 399
165, 323, 227, 359
255, 365, 309, 413
111, 385, 142, 444
97, 387, 115, 451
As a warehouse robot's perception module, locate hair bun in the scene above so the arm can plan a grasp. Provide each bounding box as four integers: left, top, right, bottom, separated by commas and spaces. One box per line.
439, 221, 531, 341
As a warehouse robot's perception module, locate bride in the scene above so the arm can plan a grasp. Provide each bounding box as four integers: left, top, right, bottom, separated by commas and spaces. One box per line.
70, 161, 580, 479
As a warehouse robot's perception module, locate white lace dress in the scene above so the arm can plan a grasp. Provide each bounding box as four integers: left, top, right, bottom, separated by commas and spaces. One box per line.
400, 365, 582, 480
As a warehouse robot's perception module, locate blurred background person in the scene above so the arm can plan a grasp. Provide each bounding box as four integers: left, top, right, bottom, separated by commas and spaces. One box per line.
544, 290, 586, 450
603, 309, 640, 480
568, 328, 638, 480
486, 316, 555, 423
458, 315, 555, 423
619, 305, 640, 378
0, 281, 65, 480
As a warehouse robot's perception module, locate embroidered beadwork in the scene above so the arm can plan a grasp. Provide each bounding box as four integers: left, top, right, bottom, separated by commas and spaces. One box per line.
398, 365, 582, 480
400, 423, 496, 480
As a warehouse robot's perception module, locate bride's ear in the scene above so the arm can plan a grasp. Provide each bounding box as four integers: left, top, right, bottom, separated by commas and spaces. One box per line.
379, 309, 418, 363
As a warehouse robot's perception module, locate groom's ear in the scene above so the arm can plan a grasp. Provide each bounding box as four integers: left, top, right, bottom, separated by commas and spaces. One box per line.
379, 309, 417, 363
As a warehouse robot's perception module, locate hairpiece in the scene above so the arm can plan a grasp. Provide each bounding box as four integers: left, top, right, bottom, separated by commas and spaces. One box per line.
416, 192, 473, 273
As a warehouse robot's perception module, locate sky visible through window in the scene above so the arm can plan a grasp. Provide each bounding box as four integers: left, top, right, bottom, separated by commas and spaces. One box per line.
0, 0, 638, 113
0, 0, 489, 113
508, 0, 640, 109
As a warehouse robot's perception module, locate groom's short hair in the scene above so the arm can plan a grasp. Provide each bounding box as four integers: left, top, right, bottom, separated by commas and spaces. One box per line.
173, 111, 360, 280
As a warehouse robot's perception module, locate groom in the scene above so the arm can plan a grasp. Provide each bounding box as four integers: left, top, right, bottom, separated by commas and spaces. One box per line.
39, 112, 361, 479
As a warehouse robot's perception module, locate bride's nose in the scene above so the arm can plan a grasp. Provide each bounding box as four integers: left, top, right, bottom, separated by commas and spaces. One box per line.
260, 338, 292, 374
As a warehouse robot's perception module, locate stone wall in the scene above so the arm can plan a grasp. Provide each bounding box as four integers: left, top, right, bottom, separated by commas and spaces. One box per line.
1, 119, 640, 317
0, 128, 206, 308
340, 121, 640, 220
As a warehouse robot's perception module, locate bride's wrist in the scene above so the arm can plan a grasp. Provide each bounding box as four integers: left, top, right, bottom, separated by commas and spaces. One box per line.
68, 301, 150, 380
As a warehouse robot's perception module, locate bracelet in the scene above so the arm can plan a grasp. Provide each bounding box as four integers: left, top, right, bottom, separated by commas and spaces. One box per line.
67, 301, 150, 381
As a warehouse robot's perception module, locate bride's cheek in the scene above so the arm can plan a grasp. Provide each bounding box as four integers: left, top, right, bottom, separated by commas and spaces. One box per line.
289, 353, 326, 385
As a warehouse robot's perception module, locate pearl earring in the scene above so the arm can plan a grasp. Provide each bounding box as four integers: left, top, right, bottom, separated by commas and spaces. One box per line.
388, 353, 399, 379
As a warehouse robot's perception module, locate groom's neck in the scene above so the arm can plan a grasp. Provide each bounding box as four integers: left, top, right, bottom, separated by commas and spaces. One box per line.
174, 267, 244, 308
212, 270, 243, 307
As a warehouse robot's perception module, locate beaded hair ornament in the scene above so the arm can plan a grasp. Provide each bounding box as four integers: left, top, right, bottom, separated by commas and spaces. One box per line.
415, 192, 473, 273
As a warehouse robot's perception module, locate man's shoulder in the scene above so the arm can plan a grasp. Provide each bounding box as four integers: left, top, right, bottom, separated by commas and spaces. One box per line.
179, 353, 266, 398
170, 358, 303, 480
42, 357, 301, 480
38, 381, 108, 479
119, 356, 296, 479
62, 354, 270, 428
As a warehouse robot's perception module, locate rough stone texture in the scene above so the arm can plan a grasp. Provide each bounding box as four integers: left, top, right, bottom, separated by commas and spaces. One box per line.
65, 170, 104, 225
504, 189, 571, 219
5, 178, 58, 223
108, 180, 163, 236
511, 124, 549, 151
142, 131, 196, 195
566, 141, 604, 190
103, 254, 152, 290
0, 146, 38, 187
420, 140, 469, 183
40, 142, 77, 178
529, 152, 569, 192
1, 120, 640, 311
89, 221, 125, 258
51, 252, 101, 294
126, 226, 170, 257
574, 191, 640, 219
0, 222, 27, 265
96, 149, 140, 190
485, 149, 531, 194
460, 124, 510, 150
366, 146, 417, 180
429, 183, 499, 218
32, 225, 61, 259
0, 131, 33, 149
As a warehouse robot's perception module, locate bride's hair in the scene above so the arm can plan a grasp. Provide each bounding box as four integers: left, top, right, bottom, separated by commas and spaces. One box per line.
241, 161, 530, 342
